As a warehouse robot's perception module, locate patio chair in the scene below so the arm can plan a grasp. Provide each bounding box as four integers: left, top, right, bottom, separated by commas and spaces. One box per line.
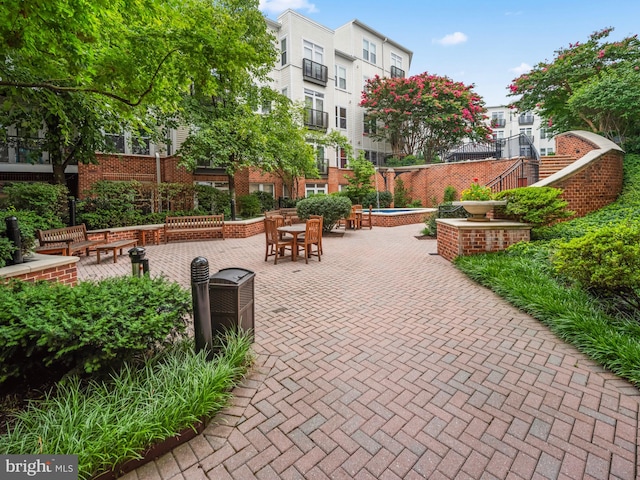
264, 217, 293, 264
298, 218, 321, 264
346, 205, 361, 229
359, 205, 373, 230
309, 214, 324, 254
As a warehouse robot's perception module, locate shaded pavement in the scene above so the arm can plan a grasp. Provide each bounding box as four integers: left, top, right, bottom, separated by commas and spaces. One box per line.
77, 224, 640, 479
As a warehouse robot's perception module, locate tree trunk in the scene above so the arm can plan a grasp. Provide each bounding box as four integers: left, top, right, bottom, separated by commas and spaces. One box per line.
228, 173, 236, 220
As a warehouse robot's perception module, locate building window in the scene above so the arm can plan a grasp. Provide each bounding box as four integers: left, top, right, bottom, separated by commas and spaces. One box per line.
280, 37, 287, 66
364, 150, 380, 165
335, 64, 347, 90
305, 183, 327, 196
105, 132, 126, 153
338, 147, 347, 168
303, 40, 324, 65
363, 114, 376, 135
132, 135, 150, 155
335, 106, 347, 129
491, 111, 506, 128
540, 148, 546, 155
540, 128, 548, 140
315, 146, 327, 174
363, 39, 377, 64
391, 52, 402, 69
304, 89, 326, 129
390, 53, 404, 77
249, 183, 275, 196
519, 127, 533, 141
281, 87, 288, 98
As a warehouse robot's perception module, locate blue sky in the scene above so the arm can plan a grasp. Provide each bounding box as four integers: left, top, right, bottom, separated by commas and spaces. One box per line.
259, 0, 640, 107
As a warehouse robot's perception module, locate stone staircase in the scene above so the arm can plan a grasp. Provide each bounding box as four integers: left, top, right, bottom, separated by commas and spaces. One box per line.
538, 154, 576, 180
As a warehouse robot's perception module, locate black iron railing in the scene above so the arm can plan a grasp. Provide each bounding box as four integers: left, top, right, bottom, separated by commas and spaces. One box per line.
304, 108, 328, 130
390, 66, 405, 78
302, 58, 328, 86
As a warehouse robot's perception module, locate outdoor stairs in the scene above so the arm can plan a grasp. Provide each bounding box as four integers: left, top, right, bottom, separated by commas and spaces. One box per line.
538, 155, 576, 180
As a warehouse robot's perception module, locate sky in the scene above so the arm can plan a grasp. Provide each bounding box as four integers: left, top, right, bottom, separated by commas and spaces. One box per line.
258, 0, 640, 107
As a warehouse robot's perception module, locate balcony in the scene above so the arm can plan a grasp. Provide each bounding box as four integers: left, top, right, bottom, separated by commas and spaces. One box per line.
316, 157, 328, 175
390, 65, 405, 78
491, 118, 506, 128
304, 108, 329, 131
302, 58, 328, 86
518, 115, 535, 125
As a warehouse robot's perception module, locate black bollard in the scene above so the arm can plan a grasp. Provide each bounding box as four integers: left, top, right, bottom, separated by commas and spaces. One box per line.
128, 246, 146, 277
67, 196, 76, 226
191, 257, 213, 358
5, 216, 23, 265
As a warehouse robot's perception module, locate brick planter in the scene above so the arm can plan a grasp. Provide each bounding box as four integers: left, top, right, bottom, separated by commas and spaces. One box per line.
0, 254, 79, 286
436, 218, 531, 261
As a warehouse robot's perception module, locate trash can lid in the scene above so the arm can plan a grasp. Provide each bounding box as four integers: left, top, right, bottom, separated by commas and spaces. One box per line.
210, 267, 255, 284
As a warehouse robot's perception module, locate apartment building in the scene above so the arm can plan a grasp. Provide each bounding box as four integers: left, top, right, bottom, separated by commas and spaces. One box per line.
0, 10, 412, 200
485, 106, 556, 157
267, 10, 413, 196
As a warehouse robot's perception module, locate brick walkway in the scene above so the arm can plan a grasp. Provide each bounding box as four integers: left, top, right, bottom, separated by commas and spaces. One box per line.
77, 224, 640, 480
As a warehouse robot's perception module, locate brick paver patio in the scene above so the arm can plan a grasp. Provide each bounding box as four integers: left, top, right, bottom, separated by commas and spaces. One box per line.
77, 224, 640, 479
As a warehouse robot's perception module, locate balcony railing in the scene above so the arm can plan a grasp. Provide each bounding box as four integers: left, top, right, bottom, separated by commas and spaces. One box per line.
316, 157, 328, 175
302, 58, 328, 86
390, 65, 405, 78
518, 115, 535, 125
304, 108, 329, 130
491, 118, 506, 128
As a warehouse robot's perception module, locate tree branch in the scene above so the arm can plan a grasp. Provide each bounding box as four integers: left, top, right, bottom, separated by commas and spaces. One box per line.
0, 49, 179, 107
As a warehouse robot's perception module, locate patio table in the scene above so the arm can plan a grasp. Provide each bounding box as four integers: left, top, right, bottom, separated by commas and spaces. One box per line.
277, 224, 306, 261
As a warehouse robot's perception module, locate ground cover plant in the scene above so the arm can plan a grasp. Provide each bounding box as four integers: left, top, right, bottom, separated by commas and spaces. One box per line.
455, 153, 640, 387
0, 333, 253, 480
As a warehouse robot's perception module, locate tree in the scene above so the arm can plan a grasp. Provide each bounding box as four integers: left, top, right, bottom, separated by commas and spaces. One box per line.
261, 97, 318, 201
0, 0, 276, 183
508, 27, 640, 149
360, 73, 491, 162
344, 152, 375, 204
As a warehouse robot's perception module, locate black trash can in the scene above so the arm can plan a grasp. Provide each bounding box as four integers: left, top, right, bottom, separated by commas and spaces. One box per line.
208, 268, 255, 342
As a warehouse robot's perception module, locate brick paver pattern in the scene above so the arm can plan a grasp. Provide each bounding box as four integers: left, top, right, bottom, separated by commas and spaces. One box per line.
77, 224, 640, 480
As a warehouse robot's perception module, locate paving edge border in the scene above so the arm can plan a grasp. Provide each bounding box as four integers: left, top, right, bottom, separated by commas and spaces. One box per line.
92, 418, 207, 480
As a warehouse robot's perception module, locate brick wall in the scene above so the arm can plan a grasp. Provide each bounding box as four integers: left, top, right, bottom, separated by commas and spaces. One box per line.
1, 258, 78, 286
540, 133, 624, 218
436, 219, 531, 262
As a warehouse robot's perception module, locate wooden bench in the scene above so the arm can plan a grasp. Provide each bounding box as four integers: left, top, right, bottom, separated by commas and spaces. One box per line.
37, 224, 109, 257
265, 208, 300, 225
96, 239, 139, 264
164, 215, 225, 243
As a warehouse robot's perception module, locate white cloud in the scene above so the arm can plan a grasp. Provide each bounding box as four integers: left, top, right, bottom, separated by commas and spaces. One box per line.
510, 62, 532, 75
259, 0, 317, 15
434, 32, 468, 46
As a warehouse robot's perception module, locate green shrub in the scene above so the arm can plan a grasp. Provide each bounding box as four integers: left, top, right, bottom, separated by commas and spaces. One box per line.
443, 185, 457, 203
362, 190, 392, 208
394, 177, 412, 208
0, 276, 191, 384
1, 182, 69, 224
237, 194, 261, 218
552, 222, 640, 309
195, 185, 230, 216
0, 237, 15, 268
77, 181, 142, 229
251, 191, 275, 212
0, 208, 66, 262
494, 186, 574, 229
0, 333, 253, 480
408, 199, 423, 208
296, 194, 352, 231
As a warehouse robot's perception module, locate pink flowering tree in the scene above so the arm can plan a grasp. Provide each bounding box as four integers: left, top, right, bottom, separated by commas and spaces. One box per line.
360, 72, 491, 162
508, 27, 640, 149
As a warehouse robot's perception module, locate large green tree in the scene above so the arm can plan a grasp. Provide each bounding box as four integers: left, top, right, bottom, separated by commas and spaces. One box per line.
360, 73, 491, 161
508, 27, 640, 149
0, 0, 276, 183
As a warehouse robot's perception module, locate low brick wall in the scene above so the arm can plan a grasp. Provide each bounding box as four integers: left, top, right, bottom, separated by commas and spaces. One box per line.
371, 209, 435, 227
0, 254, 79, 286
436, 218, 531, 261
